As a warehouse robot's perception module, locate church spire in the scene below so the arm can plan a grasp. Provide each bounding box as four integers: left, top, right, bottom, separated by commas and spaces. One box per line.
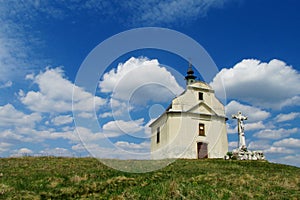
185, 61, 196, 85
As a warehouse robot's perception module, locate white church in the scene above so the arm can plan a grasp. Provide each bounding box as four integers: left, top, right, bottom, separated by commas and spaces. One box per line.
150, 65, 228, 159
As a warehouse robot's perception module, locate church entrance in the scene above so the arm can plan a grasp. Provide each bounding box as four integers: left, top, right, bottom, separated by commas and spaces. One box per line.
197, 142, 208, 159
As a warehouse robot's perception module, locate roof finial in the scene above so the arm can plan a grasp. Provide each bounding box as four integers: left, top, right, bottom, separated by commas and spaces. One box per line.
188, 58, 192, 68
185, 59, 196, 85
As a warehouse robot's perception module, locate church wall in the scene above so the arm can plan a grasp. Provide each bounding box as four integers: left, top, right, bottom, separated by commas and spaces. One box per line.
151, 113, 228, 159
150, 114, 170, 159
197, 116, 228, 158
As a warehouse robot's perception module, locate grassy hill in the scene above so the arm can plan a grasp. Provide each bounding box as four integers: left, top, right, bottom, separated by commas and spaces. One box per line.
0, 157, 299, 199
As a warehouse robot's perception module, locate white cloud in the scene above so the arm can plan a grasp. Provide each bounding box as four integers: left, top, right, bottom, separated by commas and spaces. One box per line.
227, 120, 265, 134
228, 141, 237, 149
98, 57, 183, 122
0, 81, 12, 88
102, 118, 145, 135
99, 112, 112, 118
123, 0, 231, 25
99, 57, 183, 104
275, 112, 300, 123
270, 154, 300, 167
100, 98, 133, 119
18, 147, 33, 154
0, 142, 12, 153
253, 128, 298, 140
264, 147, 294, 154
0, 29, 30, 82
0, 129, 25, 141
71, 143, 87, 152
225, 100, 270, 123
51, 115, 73, 126
20, 67, 106, 113
0, 1, 47, 83
11, 148, 33, 157
211, 59, 300, 109
39, 147, 74, 157
273, 138, 300, 148
0, 125, 78, 144
248, 140, 270, 150
0, 1, 231, 27
279, 96, 300, 108
77, 112, 94, 119
226, 123, 236, 134
0, 104, 41, 127
75, 126, 121, 142
115, 141, 150, 152
245, 121, 265, 131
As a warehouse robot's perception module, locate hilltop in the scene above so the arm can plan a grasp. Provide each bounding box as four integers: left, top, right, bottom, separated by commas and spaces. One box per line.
0, 157, 299, 199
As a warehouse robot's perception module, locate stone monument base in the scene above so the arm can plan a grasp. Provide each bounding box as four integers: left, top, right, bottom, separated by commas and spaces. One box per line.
225, 148, 265, 160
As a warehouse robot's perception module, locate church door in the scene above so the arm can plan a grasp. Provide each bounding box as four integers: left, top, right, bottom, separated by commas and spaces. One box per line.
197, 142, 208, 159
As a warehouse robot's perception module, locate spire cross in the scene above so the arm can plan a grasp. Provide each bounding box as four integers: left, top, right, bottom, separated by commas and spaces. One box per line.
188, 58, 192, 68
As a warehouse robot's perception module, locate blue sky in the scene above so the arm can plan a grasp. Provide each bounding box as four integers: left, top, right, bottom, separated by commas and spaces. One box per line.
0, 0, 300, 168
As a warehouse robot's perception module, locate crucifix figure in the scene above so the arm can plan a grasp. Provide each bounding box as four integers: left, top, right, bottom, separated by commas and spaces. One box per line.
232, 111, 248, 150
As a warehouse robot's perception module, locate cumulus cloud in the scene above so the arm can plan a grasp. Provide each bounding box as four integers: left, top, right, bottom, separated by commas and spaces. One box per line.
20, 67, 106, 113
99, 57, 183, 103
270, 154, 300, 167
227, 121, 265, 134
0, 124, 77, 145
39, 147, 74, 157
264, 147, 294, 154
0, 142, 12, 153
211, 59, 300, 109
115, 141, 150, 152
0, 129, 25, 142
248, 140, 270, 150
98, 57, 183, 120
245, 121, 265, 131
228, 141, 237, 149
226, 123, 236, 134
75, 126, 121, 142
273, 138, 300, 148
100, 98, 134, 119
0, 104, 41, 127
102, 118, 145, 136
51, 115, 73, 126
253, 128, 298, 140
225, 100, 270, 123
274, 112, 300, 123
11, 148, 33, 157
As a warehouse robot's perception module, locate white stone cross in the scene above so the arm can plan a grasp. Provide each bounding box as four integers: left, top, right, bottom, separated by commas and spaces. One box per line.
232, 111, 248, 150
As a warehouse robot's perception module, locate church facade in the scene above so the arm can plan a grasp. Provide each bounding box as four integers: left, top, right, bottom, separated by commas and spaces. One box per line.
150, 66, 228, 159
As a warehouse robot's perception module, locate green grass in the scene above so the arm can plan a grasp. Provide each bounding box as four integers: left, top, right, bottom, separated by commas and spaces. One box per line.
0, 157, 299, 199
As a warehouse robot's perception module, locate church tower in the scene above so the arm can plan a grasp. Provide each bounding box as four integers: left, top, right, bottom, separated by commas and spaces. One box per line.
185, 63, 196, 85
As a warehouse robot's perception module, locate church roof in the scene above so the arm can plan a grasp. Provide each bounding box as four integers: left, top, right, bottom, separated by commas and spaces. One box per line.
188, 81, 213, 91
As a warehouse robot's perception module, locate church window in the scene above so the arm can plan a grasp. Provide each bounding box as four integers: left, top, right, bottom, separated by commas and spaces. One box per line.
156, 127, 160, 143
199, 123, 205, 136
199, 92, 203, 100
